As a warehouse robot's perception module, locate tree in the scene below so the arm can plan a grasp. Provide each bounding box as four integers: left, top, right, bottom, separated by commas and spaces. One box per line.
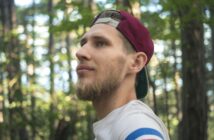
47, 0, 56, 140
0, 0, 213, 139
176, 0, 208, 139
0, 0, 29, 140
208, 0, 214, 94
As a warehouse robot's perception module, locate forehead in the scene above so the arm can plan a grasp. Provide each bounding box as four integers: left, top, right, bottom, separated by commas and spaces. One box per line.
83, 24, 122, 41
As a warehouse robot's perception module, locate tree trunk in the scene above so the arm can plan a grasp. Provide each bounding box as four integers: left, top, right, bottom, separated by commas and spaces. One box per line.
163, 75, 170, 138
169, 9, 181, 120
147, 69, 158, 115
177, 1, 208, 140
48, 0, 55, 139
0, 70, 3, 140
0, 1, 8, 139
30, 0, 36, 139
0, 0, 29, 140
0, 1, 5, 137
65, 34, 73, 94
210, 4, 214, 93
159, 62, 171, 138
63, 0, 73, 95
21, 6, 36, 140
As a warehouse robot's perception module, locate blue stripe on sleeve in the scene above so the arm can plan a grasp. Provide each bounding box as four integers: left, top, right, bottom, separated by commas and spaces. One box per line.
125, 128, 164, 140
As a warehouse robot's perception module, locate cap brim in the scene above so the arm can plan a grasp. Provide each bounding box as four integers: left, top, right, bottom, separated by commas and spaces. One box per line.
136, 67, 148, 99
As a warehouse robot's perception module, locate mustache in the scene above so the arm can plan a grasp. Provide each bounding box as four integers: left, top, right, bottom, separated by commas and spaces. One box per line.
76, 61, 96, 71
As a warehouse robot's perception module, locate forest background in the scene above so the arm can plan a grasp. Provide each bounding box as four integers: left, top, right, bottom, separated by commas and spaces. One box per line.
0, 0, 214, 140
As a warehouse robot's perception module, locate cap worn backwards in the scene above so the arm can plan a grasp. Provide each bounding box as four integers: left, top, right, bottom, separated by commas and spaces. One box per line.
91, 10, 154, 99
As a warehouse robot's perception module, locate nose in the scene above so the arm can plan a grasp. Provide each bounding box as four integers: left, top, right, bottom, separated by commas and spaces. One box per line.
76, 45, 91, 61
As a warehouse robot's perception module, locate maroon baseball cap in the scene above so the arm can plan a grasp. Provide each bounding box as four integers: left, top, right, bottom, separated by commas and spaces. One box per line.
91, 10, 154, 99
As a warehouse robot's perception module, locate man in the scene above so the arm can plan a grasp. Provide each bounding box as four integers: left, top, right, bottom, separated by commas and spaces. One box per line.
76, 10, 170, 140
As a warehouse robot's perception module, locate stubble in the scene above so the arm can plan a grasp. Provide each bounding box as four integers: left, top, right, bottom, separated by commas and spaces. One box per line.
76, 57, 126, 101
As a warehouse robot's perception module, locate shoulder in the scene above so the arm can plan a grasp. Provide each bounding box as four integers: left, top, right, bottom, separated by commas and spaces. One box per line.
112, 100, 169, 140
124, 128, 165, 140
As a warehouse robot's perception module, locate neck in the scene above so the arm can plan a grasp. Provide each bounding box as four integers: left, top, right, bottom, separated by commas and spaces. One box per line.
92, 78, 136, 120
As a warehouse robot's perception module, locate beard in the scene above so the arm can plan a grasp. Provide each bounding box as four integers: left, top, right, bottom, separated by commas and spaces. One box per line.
76, 57, 126, 101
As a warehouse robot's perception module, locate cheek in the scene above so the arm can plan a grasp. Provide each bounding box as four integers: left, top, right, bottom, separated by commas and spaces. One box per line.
100, 56, 127, 76
93, 51, 128, 77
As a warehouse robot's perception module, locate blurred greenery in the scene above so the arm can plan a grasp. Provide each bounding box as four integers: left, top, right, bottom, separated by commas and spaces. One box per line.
0, 0, 214, 140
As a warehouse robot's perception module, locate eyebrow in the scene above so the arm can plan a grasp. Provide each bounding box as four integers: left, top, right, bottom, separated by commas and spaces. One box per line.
80, 34, 111, 45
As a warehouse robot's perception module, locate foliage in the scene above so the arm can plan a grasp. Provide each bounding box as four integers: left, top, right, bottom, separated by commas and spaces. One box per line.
0, 0, 213, 140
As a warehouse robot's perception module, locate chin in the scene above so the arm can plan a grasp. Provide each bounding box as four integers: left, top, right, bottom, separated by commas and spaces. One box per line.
76, 82, 95, 100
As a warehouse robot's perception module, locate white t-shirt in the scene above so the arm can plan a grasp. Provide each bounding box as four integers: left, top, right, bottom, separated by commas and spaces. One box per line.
93, 100, 170, 140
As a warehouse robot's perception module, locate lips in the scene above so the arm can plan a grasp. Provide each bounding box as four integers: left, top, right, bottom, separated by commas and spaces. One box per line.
76, 64, 95, 74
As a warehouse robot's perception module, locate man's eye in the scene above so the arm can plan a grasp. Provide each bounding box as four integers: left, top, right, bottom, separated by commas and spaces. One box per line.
80, 40, 86, 47
95, 41, 106, 47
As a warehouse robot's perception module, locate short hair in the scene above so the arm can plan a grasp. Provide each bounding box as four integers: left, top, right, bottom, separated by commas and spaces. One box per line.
117, 31, 139, 88
117, 32, 135, 54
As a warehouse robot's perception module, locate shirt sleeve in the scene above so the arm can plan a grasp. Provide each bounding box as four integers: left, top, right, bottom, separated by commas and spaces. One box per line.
124, 127, 164, 140
116, 113, 168, 140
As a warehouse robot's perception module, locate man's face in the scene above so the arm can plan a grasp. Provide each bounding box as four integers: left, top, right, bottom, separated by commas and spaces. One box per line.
76, 24, 129, 101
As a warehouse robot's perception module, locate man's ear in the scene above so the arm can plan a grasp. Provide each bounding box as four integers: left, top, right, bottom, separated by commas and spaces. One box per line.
130, 52, 147, 73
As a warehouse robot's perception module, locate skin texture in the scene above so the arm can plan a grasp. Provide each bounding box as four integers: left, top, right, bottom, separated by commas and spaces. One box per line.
76, 24, 147, 119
